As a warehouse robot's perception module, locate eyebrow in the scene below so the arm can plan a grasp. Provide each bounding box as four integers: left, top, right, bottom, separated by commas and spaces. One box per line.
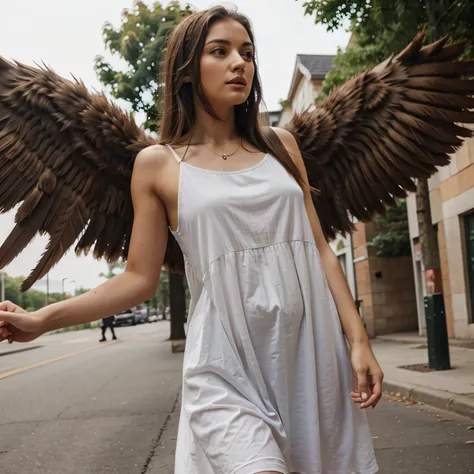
205, 39, 254, 48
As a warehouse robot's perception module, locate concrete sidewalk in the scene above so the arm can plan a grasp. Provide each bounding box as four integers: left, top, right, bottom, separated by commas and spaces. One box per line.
372, 335, 474, 419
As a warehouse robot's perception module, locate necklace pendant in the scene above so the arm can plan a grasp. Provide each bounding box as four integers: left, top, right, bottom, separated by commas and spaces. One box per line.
222, 154, 227, 160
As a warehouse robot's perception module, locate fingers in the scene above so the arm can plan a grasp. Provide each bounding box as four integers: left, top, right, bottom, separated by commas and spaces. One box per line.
364, 373, 383, 409
0, 326, 13, 343
356, 370, 370, 403
0, 311, 18, 324
0, 301, 27, 314
0, 301, 14, 312
350, 374, 383, 409
0, 309, 19, 344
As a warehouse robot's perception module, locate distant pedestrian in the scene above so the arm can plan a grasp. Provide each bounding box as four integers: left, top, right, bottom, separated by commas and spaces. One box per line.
99, 315, 117, 342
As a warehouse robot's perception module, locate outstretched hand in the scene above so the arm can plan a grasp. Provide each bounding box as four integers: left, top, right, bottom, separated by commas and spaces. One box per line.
349, 342, 384, 410
0, 301, 46, 344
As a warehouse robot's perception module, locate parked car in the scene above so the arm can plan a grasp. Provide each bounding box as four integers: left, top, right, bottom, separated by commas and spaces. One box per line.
134, 303, 149, 324
114, 304, 149, 326
114, 308, 136, 326
148, 308, 159, 323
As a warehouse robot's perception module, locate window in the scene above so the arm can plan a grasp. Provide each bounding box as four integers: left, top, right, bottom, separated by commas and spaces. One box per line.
465, 213, 474, 324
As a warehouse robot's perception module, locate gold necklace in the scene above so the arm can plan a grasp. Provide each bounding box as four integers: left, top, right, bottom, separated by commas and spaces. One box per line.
202, 137, 242, 160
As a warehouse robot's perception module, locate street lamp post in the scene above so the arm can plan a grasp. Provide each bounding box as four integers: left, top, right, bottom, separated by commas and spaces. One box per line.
62, 278, 76, 299
1, 271, 4, 302
46, 272, 49, 305
61, 277, 68, 300
69, 280, 76, 297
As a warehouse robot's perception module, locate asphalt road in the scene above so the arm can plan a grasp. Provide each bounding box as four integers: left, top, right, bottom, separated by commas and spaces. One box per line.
0, 322, 183, 474
0, 323, 472, 474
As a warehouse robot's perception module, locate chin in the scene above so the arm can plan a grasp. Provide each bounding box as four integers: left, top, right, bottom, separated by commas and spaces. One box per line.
229, 92, 250, 104
206, 92, 249, 109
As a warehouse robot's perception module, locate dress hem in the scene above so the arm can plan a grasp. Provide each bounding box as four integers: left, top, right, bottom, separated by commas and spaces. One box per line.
350, 460, 379, 474
231, 456, 289, 474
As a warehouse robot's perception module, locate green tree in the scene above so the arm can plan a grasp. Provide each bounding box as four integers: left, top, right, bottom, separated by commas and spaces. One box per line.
99, 260, 127, 279
2, 273, 62, 311
95, 1, 193, 131
300, 1, 474, 100
155, 268, 169, 314
4, 274, 21, 306
367, 199, 411, 258
75, 286, 90, 296
95, 2, 193, 343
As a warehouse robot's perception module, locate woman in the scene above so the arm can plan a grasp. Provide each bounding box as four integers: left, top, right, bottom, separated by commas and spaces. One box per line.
0, 6, 382, 474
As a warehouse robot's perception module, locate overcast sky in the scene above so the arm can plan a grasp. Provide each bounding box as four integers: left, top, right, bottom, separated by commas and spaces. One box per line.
0, 0, 350, 292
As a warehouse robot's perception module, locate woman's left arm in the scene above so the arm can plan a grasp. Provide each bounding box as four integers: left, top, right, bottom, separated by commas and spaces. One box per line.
272, 127, 384, 410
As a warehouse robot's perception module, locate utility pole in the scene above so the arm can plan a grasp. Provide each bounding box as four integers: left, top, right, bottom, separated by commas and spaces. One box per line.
46, 273, 50, 305
69, 280, 76, 297
61, 277, 68, 301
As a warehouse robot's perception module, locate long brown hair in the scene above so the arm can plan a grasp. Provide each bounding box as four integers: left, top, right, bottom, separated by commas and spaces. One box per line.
157, 5, 316, 274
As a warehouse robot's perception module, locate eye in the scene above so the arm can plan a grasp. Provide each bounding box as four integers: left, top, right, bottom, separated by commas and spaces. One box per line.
211, 48, 225, 56
243, 51, 253, 60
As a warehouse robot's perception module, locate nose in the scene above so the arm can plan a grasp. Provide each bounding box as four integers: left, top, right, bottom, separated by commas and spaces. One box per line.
230, 50, 246, 72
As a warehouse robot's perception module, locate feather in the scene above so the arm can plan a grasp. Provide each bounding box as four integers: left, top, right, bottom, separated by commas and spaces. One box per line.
20, 197, 89, 291
0, 55, 154, 290
2, 30, 474, 288
285, 31, 474, 239
0, 195, 55, 269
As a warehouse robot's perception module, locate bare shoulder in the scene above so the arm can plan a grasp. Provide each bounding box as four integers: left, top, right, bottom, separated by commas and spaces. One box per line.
269, 126, 303, 166
269, 126, 298, 149
134, 144, 170, 170
268, 126, 311, 186
131, 144, 173, 196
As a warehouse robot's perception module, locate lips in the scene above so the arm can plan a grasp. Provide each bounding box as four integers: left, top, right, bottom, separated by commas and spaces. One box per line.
227, 76, 247, 86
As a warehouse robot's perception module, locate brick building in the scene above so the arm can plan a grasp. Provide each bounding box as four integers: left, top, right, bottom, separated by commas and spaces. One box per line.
407, 135, 474, 339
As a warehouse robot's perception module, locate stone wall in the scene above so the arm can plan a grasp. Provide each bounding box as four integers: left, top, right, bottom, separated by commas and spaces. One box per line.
352, 221, 418, 337
369, 256, 418, 335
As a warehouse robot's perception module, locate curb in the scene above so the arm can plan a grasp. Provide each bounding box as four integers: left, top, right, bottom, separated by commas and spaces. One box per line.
383, 379, 474, 420
376, 335, 474, 350
0, 345, 42, 357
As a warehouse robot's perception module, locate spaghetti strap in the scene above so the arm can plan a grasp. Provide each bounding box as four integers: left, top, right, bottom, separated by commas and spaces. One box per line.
166, 144, 182, 163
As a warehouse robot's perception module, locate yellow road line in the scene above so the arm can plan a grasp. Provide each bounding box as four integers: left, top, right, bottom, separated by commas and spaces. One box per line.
0, 335, 138, 381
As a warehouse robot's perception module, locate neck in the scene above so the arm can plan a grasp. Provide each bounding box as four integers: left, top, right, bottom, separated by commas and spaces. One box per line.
188, 101, 239, 147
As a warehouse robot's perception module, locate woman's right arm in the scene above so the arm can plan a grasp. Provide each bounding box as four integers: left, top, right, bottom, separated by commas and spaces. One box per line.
0, 145, 170, 341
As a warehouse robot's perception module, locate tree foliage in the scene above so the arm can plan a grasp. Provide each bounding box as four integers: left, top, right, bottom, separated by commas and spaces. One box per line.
99, 260, 127, 279
367, 199, 412, 258
94, 1, 193, 131
2, 273, 63, 312
300, 0, 474, 100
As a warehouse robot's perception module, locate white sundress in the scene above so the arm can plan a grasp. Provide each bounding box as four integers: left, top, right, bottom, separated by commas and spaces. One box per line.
166, 144, 379, 474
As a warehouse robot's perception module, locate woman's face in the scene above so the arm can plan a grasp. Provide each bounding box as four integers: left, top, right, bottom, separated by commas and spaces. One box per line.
199, 18, 255, 108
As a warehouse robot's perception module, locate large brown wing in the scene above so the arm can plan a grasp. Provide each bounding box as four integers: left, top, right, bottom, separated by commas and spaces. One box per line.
0, 56, 156, 291
285, 32, 474, 240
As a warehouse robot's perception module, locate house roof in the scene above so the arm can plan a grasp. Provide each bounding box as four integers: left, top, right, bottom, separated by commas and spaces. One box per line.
297, 54, 336, 78
286, 54, 336, 102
